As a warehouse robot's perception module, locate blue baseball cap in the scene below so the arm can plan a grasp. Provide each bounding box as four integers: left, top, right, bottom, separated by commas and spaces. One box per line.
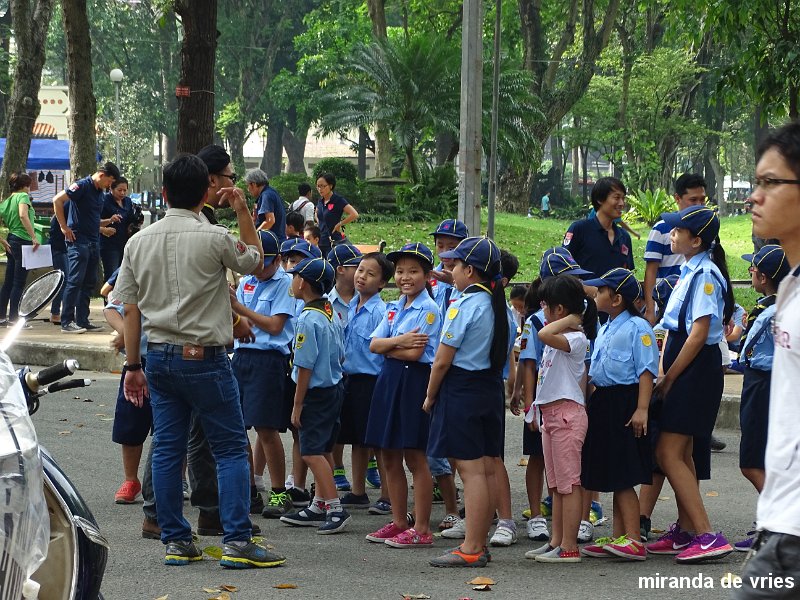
327, 243, 362, 268
660, 205, 720, 246
430, 219, 469, 240
583, 267, 642, 302
287, 257, 335, 294
386, 242, 435, 268
539, 247, 594, 280
259, 230, 281, 259
280, 238, 322, 259
438, 236, 501, 274
652, 274, 679, 307
742, 244, 790, 283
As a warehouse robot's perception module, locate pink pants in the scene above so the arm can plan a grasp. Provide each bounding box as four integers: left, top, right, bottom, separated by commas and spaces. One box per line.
540, 400, 588, 494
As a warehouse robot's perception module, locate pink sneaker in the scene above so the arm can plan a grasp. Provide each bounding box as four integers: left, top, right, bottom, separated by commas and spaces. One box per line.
580, 536, 615, 558
676, 532, 734, 564
604, 535, 647, 561
385, 528, 434, 548
645, 523, 693, 555
365, 521, 407, 543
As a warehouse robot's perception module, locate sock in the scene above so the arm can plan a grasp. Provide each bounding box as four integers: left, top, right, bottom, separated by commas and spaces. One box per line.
499, 518, 516, 532
308, 496, 326, 514
326, 498, 342, 514
228, 540, 248, 548
250, 485, 258, 497
285, 474, 294, 488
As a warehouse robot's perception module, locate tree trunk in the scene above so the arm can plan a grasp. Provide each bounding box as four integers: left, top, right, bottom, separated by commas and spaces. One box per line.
496, 168, 533, 214
174, 0, 217, 155
754, 104, 769, 158
366, 0, 387, 38
63, 0, 98, 177
366, 0, 392, 177
263, 115, 284, 177
282, 126, 308, 174
0, 9, 13, 136
357, 126, 367, 179
157, 9, 179, 162
435, 131, 458, 166
226, 121, 246, 176
0, 0, 54, 198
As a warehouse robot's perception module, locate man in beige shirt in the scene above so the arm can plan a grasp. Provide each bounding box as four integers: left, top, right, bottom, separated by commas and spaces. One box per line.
115, 154, 285, 569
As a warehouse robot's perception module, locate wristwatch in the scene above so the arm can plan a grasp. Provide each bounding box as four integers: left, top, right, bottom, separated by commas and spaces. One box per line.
124, 362, 142, 371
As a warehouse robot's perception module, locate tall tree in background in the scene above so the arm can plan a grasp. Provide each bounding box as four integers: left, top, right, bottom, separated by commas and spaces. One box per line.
366, 0, 392, 176
175, 0, 217, 154
63, 0, 98, 177
0, 0, 55, 197
0, 8, 13, 134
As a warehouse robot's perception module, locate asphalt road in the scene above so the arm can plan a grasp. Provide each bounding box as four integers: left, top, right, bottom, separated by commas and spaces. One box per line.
33, 371, 757, 600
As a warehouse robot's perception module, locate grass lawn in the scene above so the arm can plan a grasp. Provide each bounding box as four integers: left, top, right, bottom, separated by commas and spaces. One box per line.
347, 211, 760, 309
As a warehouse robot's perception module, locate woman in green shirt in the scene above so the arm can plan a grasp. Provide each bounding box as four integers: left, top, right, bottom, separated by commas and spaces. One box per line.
0, 171, 39, 323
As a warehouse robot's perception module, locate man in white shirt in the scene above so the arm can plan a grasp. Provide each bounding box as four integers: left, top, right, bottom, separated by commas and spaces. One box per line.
291, 183, 316, 223
733, 121, 800, 598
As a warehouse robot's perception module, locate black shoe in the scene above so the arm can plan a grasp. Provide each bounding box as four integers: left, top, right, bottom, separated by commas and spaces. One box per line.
710, 435, 727, 452
250, 492, 265, 515
61, 321, 86, 334
340, 492, 370, 509
220, 540, 286, 568
197, 512, 224, 536
250, 520, 261, 536
142, 517, 161, 540
164, 540, 203, 565
640, 515, 651, 542
286, 486, 311, 507
80, 322, 104, 331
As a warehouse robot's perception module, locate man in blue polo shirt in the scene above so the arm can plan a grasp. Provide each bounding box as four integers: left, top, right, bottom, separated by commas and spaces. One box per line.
246, 169, 286, 242
562, 177, 634, 280
53, 161, 120, 333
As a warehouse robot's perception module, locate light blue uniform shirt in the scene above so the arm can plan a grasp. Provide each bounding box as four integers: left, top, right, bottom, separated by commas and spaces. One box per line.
292, 301, 344, 389
326, 286, 352, 327
371, 292, 441, 364
344, 293, 386, 376
661, 251, 726, 344
519, 309, 546, 365
431, 264, 461, 319
589, 311, 659, 386
740, 302, 777, 371
234, 268, 295, 354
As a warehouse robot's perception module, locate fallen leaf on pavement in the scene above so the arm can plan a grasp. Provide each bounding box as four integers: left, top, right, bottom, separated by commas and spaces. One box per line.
468, 577, 496, 585
401, 594, 431, 599
210, 594, 230, 600
518, 457, 528, 466
99, 417, 113, 421
59, 418, 67, 422
220, 586, 238, 592
202, 545, 223, 559
705, 491, 719, 497
273, 584, 298, 589
202, 588, 220, 594
154, 596, 168, 600
473, 585, 492, 591
83, 398, 92, 402
658, 496, 670, 501
58, 431, 71, 435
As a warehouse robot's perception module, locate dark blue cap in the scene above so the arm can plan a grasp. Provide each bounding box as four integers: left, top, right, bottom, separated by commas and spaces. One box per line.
327, 243, 362, 268
386, 242, 435, 268
259, 230, 281, 259
430, 219, 469, 240
660, 205, 720, 246
742, 244, 790, 283
287, 257, 335, 294
439, 236, 501, 274
583, 267, 642, 302
539, 247, 594, 280
652, 274, 680, 307
280, 238, 322, 260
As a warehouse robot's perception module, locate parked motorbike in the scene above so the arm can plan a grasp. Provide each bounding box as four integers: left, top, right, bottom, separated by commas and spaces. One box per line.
0, 270, 108, 599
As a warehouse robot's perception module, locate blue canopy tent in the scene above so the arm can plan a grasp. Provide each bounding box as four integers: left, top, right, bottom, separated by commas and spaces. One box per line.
0, 138, 101, 170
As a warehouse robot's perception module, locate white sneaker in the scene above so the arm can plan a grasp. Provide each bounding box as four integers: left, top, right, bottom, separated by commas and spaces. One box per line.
490, 524, 518, 547
527, 516, 550, 541
254, 475, 266, 492
524, 542, 555, 559
441, 517, 467, 539
578, 520, 594, 543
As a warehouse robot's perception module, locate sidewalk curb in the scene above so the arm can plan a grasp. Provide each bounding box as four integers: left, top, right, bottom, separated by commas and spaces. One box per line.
716, 394, 741, 431
8, 339, 123, 373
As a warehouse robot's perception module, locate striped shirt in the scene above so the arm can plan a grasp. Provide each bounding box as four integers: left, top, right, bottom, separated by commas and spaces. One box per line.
644, 220, 684, 278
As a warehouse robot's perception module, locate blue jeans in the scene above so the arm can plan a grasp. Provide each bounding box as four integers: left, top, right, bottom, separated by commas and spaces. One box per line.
62, 241, 99, 326
100, 245, 123, 286
145, 346, 250, 544
0, 234, 32, 320
50, 248, 68, 316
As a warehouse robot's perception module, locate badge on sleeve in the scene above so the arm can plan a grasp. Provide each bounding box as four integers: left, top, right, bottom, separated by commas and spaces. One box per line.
68, 182, 80, 192
621, 244, 629, 256
236, 241, 246, 255
445, 332, 454, 339
563, 232, 573, 246
641, 334, 652, 347
296, 332, 306, 349
447, 307, 459, 320
426, 312, 435, 325
704, 282, 714, 295
387, 310, 396, 323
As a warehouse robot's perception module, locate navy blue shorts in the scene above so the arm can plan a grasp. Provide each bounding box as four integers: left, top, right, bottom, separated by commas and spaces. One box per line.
522, 420, 543, 457
112, 362, 152, 446
232, 349, 290, 431
428, 366, 505, 460
338, 373, 377, 445
740, 367, 770, 470
298, 382, 344, 456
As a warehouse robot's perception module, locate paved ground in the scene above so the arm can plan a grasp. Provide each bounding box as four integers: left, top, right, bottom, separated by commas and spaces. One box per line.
30, 370, 757, 600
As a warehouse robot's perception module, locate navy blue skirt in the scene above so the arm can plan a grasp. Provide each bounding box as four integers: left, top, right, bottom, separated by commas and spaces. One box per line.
338, 373, 378, 445
581, 384, 652, 492
428, 366, 505, 460
740, 367, 771, 470
232, 349, 290, 431
364, 358, 431, 450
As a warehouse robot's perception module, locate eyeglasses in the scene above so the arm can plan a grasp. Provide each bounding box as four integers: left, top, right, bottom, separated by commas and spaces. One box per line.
754, 176, 800, 190
316, 183, 330, 190
217, 171, 238, 184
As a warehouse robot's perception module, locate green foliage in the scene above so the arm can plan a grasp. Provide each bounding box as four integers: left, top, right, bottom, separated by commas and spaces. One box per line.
268, 173, 312, 206
311, 158, 358, 183
624, 189, 677, 226
395, 164, 458, 220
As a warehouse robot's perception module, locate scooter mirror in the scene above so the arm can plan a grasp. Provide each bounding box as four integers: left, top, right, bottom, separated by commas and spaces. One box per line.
18, 270, 65, 320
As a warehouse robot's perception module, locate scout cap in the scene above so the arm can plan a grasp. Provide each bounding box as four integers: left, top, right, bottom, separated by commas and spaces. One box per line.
742, 244, 790, 284
386, 242, 435, 268
660, 205, 720, 246
583, 267, 642, 302
652, 274, 680, 308
539, 247, 594, 280
438, 236, 501, 274
430, 219, 469, 240
287, 257, 335, 294
327, 243, 362, 268
280, 238, 322, 259
259, 230, 280, 259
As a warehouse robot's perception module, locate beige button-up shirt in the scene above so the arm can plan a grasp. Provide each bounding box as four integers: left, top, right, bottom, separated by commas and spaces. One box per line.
114, 208, 261, 346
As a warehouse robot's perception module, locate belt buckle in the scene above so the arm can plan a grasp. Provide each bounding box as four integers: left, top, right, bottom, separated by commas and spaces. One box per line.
182, 344, 204, 360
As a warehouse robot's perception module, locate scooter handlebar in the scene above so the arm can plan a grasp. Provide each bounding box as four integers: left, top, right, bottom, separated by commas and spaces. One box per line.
32, 359, 80, 387
46, 379, 91, 394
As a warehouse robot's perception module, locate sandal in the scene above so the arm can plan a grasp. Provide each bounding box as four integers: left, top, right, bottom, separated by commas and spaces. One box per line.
438, 513, 460, 531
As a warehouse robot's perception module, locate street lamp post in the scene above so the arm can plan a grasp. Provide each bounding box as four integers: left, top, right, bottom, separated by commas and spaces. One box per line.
109, 68, 124, 166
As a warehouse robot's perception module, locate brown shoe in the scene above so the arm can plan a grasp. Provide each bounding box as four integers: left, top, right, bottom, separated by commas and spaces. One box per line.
142, 517, 161, 540
197, 512, 224, 536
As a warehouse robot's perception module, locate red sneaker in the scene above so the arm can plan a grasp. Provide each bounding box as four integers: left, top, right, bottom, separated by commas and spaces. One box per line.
115, 480, 142, 504
365, 521, 407, 543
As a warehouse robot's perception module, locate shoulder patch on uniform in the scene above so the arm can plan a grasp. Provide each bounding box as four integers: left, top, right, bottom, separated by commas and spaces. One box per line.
704, 282, 714, 295
447, 307, 459, 320
563, 232, 573, 246
445, 332, 454, 339
426, 311, 435, 325
236, 241, 246, 255
387, 310, 396, 323
641, 334, 652, 347
296, 332, 306, 348
68, 182, 80, 192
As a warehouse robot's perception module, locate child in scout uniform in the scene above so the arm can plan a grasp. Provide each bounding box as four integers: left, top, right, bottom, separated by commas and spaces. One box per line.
579, 268, 659, 561
229, 231, 296, 519
424, 237, 515, 568
279, 257, 351, 534
337, 252, 395, 512
364, 242, 442, 548
733, 244, 790, 551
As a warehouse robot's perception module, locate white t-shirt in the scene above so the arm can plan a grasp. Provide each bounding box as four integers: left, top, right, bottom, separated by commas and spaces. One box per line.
757, 265, 800, 537
291, 197, 315, 223
535, 331, 588, 406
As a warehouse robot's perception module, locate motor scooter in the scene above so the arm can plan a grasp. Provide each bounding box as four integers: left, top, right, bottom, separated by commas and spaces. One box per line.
0, 270, 108, 599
